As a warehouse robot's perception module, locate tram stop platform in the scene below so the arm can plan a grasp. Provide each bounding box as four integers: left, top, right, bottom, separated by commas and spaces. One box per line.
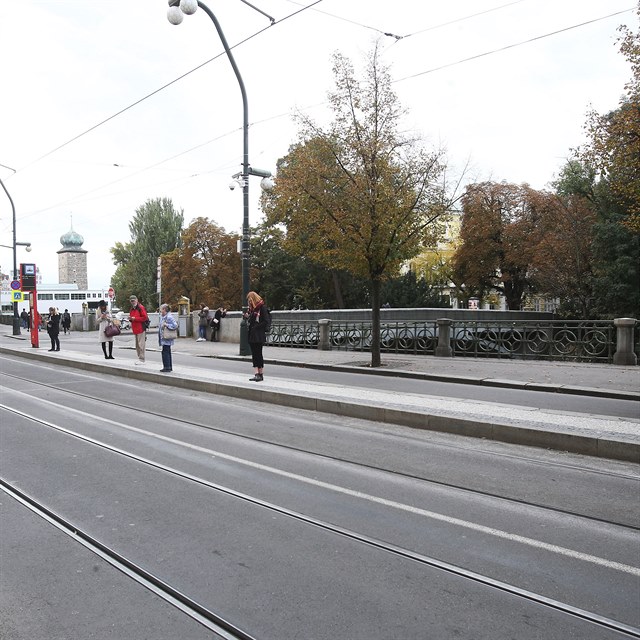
1, 330, 639, 463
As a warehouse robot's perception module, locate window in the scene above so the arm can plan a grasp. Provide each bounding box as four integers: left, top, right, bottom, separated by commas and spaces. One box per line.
55, 293, 70, 300
38, 294, 53, 301
71, 293, 86, 300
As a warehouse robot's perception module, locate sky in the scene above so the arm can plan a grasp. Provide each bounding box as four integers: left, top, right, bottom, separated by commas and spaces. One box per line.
0, 0, 636, 290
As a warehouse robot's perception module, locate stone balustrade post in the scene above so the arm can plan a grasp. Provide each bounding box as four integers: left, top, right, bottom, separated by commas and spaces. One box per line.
613, 318, 637, 365
318, 319, 331, 351
435, 318, 453, 357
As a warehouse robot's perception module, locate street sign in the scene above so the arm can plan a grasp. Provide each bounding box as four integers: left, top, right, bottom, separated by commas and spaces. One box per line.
11, 291, 23, 302
108, 287, 115, 299
10, 280, 20, 290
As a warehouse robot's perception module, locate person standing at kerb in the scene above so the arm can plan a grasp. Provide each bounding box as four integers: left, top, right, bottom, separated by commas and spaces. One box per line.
158, 303, 178, 373
129, 295, 149, 365
46, 307, 61, 352
245, 291, 269, 382
96, 300, 115, 359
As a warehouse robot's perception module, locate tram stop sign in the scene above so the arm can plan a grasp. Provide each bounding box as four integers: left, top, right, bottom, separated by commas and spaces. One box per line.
108, 287, 115, 300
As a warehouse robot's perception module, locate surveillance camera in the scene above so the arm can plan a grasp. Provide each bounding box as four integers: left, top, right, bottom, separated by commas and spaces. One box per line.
229, 181, 237, 191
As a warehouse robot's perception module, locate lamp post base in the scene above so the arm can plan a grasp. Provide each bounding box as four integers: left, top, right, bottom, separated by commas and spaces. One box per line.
239, 318, 250, 356
12, 316, 21, 336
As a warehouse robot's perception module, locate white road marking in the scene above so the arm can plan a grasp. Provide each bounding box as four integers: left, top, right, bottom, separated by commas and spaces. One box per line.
2, 390, 639, 577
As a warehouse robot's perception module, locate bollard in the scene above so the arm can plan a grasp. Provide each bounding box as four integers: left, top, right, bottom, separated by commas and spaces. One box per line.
435, 318, 453, 357
318, 319, 331, 351
613, 318, 637, 365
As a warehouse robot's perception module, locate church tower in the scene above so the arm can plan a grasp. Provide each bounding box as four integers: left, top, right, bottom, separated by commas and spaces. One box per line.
57, 221, 88, 289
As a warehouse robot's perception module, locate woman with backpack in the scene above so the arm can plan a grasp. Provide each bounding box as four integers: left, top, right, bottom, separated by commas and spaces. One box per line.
244, 291, 270, 382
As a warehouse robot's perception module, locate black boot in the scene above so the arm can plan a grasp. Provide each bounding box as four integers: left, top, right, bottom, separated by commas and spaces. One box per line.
102, 343, 108, 359
108, 343, 114, 359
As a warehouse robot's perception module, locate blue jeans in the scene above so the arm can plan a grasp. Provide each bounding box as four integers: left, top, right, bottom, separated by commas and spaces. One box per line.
161, 345, 173, 371
198, 325, 207, 339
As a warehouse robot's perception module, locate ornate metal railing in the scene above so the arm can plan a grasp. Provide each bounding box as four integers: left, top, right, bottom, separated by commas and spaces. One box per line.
268, 319, 629, 363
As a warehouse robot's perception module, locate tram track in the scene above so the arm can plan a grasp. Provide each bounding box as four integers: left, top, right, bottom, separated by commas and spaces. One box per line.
1, 368, 638, 533
2, 407, 639, 639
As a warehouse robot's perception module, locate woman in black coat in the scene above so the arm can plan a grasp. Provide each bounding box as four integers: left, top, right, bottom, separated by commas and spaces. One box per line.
46, 307, 61, 352
245, 292, 268, 382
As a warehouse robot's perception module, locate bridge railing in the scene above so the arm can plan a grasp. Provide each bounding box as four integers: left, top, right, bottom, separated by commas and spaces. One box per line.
268, 318, 638, 363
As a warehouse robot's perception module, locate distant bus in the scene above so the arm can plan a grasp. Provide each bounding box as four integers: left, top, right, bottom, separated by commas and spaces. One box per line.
1, 284, 111, 316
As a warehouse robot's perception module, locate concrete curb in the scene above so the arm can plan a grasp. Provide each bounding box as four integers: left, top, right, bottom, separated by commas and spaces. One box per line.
3, 346, 639, 464
207, 354, 640, 402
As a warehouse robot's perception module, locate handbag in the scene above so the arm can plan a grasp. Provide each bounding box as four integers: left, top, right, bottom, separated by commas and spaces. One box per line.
105, 323, 121, 337
162, 325, 178, 340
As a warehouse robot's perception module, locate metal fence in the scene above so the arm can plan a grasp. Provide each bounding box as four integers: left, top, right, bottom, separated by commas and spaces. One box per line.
269, 319, 631, 363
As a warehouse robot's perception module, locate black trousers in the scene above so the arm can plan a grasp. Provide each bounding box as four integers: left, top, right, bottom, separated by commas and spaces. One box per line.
249, 342, 264, 368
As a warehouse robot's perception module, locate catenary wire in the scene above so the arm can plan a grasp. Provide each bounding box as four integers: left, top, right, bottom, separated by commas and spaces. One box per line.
5, 4, 633, 225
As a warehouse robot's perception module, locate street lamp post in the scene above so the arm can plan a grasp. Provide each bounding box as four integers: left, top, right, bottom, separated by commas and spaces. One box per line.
167, 0, 273, 356
0, 168, 31, 336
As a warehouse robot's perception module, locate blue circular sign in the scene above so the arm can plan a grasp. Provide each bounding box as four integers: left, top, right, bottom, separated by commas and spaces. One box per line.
10, 280, 21, 290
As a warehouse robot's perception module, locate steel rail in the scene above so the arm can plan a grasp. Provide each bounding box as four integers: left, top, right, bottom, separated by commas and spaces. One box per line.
3, 406, 640, 638
0, 478, 257, 640
1, 368, 639, 532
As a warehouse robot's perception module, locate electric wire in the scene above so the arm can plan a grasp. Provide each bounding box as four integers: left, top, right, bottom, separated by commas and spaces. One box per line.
4, 3, 633, 227
396, 7, 635, 83
14, 0, 325, 176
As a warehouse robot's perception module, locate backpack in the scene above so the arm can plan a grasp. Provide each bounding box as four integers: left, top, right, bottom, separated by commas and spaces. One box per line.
143, 319, 150, 331
263, 307, 272, 334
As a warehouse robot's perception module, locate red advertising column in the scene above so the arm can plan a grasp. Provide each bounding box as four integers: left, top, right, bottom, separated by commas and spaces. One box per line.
30, 292, 39, 348
21, 263, 39, 348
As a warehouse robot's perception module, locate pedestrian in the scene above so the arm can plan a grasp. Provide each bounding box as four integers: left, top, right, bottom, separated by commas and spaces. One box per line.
46, 307, 61, 352
158, 303, 178, 373
210, 306, 227, 342
96, 300, 115, 360
128, 295, 149, 365
61, 309, 71, 334
245, 291, 269, 382
20, 308, 29, 329
197, 304, 209, 341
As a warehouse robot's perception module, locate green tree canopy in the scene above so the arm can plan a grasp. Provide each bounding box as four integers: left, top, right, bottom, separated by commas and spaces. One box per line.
110, 197, 183, 309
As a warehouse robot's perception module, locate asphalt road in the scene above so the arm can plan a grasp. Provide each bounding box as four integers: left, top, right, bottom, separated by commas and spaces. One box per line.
1, 357, 638, 639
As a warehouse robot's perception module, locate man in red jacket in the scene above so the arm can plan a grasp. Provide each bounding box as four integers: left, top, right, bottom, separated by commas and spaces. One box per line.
129, 295, 149, 365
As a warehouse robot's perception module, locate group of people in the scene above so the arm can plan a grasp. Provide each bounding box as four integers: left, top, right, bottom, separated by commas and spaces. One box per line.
96, 295, 177, 373
92, 290, 270, 382
197, 304, 227, 342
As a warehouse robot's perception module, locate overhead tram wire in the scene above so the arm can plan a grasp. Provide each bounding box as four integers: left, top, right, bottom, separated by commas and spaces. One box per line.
283, 0, 530, 42
395, 7, 636, 83
12, 0, 325, 178
12, 4, 632, 220
402, 0, 529, 39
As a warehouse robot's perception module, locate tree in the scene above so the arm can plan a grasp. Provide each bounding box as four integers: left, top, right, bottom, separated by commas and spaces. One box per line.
529, 189, 597, 318
580, 7, 640, 234
110, 198, 184, 309
161, 218, 241, 310
263, 45, 452, 366
573, 10, 640, 318
452, 182, 541, 310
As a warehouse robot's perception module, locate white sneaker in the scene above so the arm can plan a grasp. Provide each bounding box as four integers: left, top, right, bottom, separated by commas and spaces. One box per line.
196, 337, 204, 342
135, 360, 145, 365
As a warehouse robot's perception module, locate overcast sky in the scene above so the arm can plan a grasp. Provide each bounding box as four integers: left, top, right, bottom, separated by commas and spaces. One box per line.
0, 0, 636, 290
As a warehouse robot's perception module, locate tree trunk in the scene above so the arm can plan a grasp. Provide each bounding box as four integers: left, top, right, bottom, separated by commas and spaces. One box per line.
331, 270, 345, 309
370, 278, 381, 367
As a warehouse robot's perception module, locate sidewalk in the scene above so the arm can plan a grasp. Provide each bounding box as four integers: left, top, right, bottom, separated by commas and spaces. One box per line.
2, 332, 639, 463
